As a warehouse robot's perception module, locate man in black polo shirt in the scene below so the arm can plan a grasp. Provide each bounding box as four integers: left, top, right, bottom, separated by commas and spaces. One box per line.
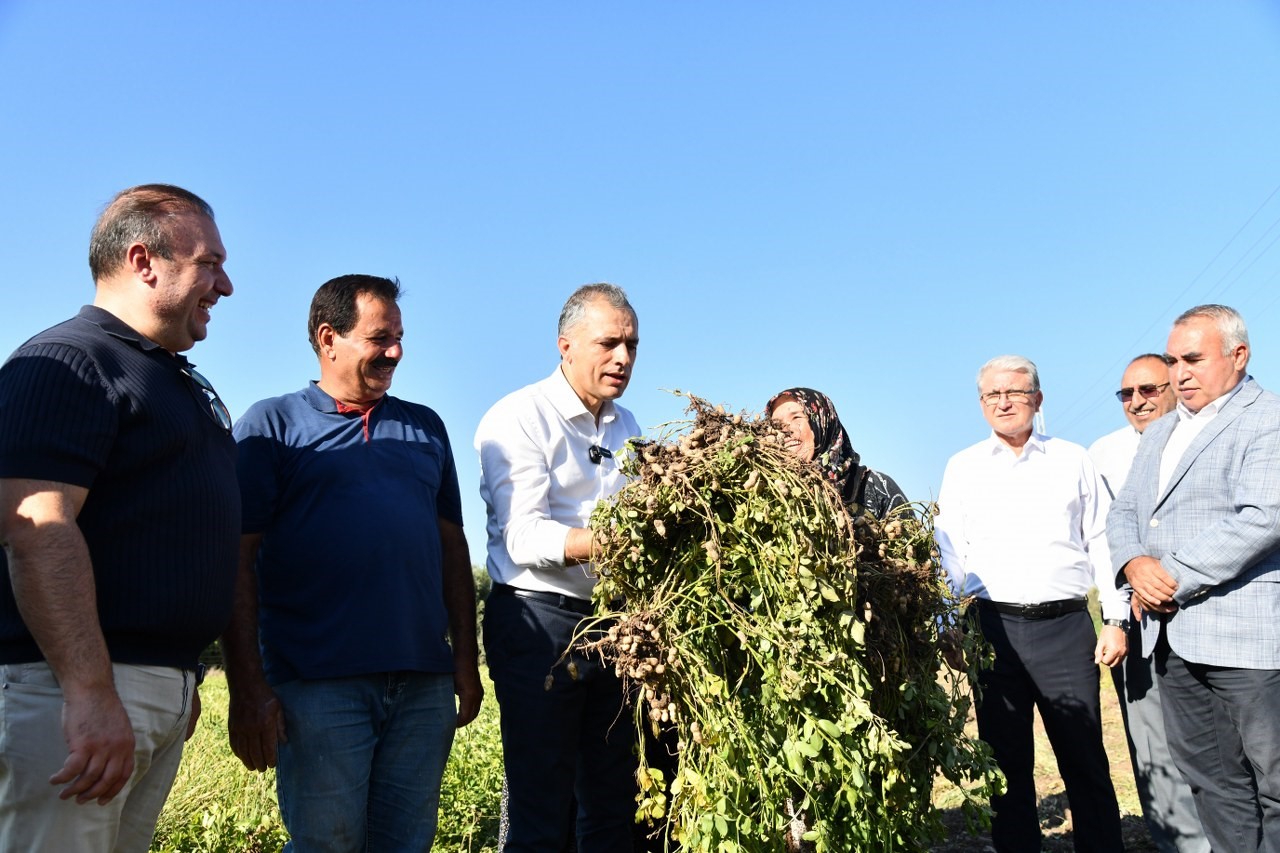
0, 184, 239, 852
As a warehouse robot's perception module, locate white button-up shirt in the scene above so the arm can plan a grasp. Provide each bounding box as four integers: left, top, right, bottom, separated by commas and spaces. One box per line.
1158, 378, 1246, 495
1090, 424, 1165, 653
475, 367, 641, 600
1088, 425, 1141, 502
936, 431, 1128, 621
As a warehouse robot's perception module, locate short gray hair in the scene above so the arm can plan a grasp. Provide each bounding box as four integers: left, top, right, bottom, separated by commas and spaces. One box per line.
1174, 304, 1249, 358
558, 283, 635, 337
89, 184, 215, 282
976, 354, 1040, 392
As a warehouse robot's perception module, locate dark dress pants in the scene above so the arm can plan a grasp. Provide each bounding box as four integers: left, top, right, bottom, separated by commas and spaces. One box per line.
975, 607, 1124, 853
1110, 626, 1207, 853
484, 591, 637, 853
1159, 648, 1280, 853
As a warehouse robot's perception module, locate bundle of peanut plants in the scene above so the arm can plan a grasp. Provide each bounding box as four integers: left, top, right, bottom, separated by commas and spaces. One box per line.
578, 395, 1000, 852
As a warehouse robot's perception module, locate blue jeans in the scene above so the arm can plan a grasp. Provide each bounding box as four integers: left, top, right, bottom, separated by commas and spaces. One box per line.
273, 672, 457, 853
484, 590, 637, 853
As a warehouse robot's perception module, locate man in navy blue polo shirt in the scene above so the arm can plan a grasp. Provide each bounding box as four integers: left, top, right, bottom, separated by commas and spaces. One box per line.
222, 274, 482, 852
0, 184, 240, 851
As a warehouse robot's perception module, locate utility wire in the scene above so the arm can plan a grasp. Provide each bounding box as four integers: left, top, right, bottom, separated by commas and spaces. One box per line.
1053, 179, 1280, 437
1206, 215, 1280, 303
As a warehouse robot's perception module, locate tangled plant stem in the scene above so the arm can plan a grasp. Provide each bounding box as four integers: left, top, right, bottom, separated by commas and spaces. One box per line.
569, 393, 1001, 852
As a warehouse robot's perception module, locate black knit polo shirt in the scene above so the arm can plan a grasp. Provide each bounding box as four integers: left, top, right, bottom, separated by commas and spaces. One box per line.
0, 306, 239, 668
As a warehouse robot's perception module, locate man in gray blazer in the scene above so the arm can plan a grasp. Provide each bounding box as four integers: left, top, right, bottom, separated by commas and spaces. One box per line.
1108, 304, 1280, 853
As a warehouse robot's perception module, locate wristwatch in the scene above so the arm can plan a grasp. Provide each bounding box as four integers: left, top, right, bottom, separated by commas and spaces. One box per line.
1103, 618, 1128, 630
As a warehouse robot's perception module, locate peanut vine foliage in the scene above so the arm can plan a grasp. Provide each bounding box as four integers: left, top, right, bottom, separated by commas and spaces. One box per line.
576, 395, 1001, 852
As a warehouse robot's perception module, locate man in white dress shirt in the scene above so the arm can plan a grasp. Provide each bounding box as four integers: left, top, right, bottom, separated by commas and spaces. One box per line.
475, 283, 641, 853
936, 354, 1128, 853
1090, 354, 1207, 853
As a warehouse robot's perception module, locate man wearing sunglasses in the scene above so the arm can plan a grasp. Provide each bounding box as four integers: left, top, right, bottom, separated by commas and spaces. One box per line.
1090, 355, 1206, 853
1109, 304, 1280, 852
0, 185, 239, 851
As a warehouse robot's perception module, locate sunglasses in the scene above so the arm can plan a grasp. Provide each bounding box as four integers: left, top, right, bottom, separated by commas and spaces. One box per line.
182, 366, 232, 431
1115, 382, 1170, 403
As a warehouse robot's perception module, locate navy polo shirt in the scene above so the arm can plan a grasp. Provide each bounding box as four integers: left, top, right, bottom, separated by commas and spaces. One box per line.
235, 383, 464, 684
0, 306, 241, 668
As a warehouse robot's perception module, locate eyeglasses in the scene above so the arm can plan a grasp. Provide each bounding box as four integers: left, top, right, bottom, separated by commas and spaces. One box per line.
980, 389, 1036, 407
181, 366, 232, 431
588, 444, 613, 464
1115, 382, 1170, 403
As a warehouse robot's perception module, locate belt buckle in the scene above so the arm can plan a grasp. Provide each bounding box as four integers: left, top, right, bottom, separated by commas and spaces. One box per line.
1023, 602, 1049, 619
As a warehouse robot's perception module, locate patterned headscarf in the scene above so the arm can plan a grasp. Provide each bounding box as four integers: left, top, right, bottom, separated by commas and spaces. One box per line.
765, 387, 864, 506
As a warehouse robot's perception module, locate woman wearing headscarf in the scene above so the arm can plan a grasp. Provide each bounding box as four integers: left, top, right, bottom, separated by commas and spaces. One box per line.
765, 387, 908, 520
767, 387, 911, 852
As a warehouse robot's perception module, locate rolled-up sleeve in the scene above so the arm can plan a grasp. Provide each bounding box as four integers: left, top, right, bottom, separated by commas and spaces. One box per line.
476, 408, 572, 569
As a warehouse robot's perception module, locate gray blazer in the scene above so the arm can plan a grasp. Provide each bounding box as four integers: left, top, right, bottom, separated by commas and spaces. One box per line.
1107, 377, 1280, 668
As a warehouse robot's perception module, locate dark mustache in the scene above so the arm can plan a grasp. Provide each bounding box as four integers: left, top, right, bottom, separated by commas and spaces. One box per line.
373, 358, 398, 370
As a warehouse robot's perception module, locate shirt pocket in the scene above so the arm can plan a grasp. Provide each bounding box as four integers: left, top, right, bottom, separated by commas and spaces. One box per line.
400, 439, 444, 494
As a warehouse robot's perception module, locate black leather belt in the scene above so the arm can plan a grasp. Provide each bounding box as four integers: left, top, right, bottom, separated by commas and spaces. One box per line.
491, 583, 594, 616
975, 597, 1087, 620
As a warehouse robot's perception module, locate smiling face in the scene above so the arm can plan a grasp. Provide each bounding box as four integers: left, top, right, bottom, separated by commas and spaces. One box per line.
978, 368, 1042, 448
317, 292, 404, 406
558, 297, 638, 417
1119, 357, 1176, 433
144, 212, 232, 352
1166, 316, 1248, 414
769, 398, 815, 462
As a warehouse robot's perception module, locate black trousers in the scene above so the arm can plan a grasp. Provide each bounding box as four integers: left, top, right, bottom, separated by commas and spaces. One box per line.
484, 591, 637, 853
975, 607, 1124, 852
1159, 648, 1280, 853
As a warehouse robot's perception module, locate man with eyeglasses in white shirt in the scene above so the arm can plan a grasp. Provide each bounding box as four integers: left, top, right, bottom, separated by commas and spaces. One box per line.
936, 354, 1128, 853
475, 283, 641, 852
1109, 304, 1280, 853
1090, 355, 1207, 853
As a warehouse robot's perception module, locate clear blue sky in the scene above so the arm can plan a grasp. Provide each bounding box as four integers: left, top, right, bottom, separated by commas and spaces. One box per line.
4, 2, 1280, 564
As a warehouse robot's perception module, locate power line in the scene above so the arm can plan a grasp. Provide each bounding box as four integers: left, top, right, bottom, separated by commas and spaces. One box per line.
1053, 178, 1280, 437
1206, 214, 1280, 303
